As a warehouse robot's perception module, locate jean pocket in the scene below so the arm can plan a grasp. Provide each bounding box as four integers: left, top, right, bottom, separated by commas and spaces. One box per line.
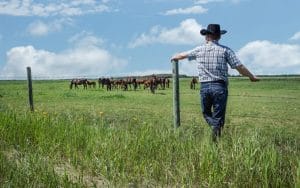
215, 89, 228, 101
200, 87, 209, 95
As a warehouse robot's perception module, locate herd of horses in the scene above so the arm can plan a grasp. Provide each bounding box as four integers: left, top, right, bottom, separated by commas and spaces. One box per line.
70, 76, 198, 93
70, 78, 96, 90
97, 76, 171, 94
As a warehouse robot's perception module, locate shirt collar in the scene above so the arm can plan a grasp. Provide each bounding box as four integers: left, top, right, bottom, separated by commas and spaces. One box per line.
206, 40, 219, 45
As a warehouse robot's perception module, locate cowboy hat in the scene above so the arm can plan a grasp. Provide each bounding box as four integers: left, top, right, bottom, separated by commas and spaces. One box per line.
200, 24, 227, 35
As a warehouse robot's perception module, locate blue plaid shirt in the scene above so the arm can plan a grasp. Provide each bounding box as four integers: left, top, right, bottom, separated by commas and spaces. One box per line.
186, 41, 241, 83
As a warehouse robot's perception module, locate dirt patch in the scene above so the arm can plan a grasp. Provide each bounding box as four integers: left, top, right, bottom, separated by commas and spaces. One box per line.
54, 162, 109, 187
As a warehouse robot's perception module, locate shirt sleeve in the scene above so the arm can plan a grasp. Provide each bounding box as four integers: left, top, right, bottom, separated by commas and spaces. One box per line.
226, 48, 242, 69
185, 47, 199, 61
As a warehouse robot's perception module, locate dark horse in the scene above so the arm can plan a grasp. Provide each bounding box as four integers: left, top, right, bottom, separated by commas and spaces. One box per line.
98, 78, 107, 89
98, 78, 112, 91
70, 79, 88, 89
87, 80, 96, 88
190, 77, 198, 90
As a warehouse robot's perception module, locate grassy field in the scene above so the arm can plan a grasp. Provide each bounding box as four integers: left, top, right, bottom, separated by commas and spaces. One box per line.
0, 77, 299, 187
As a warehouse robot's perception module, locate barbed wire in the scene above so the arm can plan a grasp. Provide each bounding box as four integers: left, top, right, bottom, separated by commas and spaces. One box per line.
1, 73, 299, 80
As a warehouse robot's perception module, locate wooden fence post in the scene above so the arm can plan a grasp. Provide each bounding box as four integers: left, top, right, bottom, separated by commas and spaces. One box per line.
172, 60, 180, 128
27, 67, 34, 112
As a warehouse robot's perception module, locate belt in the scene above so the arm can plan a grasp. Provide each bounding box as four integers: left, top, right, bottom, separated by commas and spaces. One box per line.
202, 80, 226, 85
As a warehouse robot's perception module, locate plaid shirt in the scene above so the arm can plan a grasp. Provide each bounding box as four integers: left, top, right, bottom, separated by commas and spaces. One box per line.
186, 41, 241, 83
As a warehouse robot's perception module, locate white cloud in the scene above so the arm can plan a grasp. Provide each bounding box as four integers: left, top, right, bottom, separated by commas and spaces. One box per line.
27, 18, 73, 36
129, 19, 204, 48
68, 31, 104, 48
0, 34, 127, 79
290, 32, 300, 41
164, 6, 207, 15
194, 0, 224, 4
194, 0, 244, 4
237, 40, 300, 75
27, 21, 49, 36
0, 0, 110, 17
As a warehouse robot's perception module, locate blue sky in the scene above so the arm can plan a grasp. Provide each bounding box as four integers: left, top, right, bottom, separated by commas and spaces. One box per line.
0, 0, 300, 79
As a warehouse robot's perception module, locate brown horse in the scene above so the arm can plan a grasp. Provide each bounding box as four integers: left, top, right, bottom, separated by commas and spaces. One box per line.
136, 79, 145, 89
70, 79, 88, 89
190, 77, 198, 90
143, 75, 158, 94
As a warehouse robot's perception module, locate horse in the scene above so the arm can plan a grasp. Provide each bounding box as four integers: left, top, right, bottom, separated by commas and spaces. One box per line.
190, 77, 198, 90
98, 78, 107, 89
153, 77, 164, 90
103, 78, 112, 91
70, 79, 88, 89
87, 80, 96, 88
124, 77, 138, 91
143, 75, 158, 94
120, 79, 128, 91
132, 78, 138, 91
156, 77, 170, 90
149, 77, 157, 94
136, 79, 145, 89
165, 78, 170, 88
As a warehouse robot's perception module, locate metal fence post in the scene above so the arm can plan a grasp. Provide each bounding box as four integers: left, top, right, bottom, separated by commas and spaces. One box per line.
27, 67, 34, 112
172, 60, 180, 128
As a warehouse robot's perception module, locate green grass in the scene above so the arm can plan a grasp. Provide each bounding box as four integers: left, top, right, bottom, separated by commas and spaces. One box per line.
0, 77, 299, 187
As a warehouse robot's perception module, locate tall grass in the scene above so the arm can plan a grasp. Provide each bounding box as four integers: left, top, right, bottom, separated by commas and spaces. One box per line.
0, 78, 299, 187
1, 108, 299, 187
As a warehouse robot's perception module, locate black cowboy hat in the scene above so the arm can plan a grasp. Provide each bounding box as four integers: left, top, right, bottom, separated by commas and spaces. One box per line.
200, 24, 227, 35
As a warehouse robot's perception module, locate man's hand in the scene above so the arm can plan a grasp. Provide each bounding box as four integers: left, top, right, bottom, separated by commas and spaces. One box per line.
170, 56, 178, 62
171, 53, 188, 62
236, 64, 260, 82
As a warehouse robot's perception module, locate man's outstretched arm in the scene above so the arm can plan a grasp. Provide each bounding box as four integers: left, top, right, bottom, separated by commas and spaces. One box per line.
236, 64, 260, 82
171, 53, 188, 61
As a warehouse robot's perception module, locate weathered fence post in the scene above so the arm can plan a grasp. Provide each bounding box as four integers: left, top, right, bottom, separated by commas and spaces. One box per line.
27, 67, 34, 112
172, 60, 180, 128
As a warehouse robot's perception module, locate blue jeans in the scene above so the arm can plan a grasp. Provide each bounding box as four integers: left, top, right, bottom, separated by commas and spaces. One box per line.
200, 82, 228, 131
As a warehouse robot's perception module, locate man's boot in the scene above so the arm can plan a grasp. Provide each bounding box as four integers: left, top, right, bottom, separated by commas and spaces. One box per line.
212, 126, 221, 142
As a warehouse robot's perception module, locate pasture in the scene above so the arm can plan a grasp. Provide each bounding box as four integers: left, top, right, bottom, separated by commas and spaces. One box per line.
0, 77, 299, 187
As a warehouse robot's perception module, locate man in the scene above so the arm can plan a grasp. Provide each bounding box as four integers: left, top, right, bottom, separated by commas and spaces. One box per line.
171, 24, 259, 142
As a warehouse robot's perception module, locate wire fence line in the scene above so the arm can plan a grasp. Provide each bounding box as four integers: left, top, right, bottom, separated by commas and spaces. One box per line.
0, 73, 177, 81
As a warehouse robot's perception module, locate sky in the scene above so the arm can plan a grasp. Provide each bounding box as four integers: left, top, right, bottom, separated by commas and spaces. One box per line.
0, 0, 300, 79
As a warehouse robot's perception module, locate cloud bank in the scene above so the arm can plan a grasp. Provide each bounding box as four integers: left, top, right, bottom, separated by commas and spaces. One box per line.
238, 40, 300, 75
0, 0, 110, 17
129, 19, 204, 48
0, 34, 127, 79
